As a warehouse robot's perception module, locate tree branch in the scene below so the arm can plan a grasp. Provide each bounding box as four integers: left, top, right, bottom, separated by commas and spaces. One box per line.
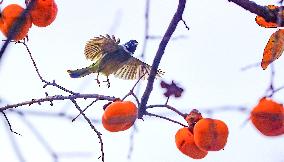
0, 0, 36, 62
229, 0, 283, 25
139, 0, 187, 118
0, 94, 116, 111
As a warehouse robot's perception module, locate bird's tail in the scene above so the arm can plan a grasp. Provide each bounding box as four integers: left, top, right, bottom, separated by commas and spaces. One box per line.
67, 67, 92, 78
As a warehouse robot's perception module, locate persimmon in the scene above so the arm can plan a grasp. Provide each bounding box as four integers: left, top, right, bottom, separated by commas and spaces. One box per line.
175, 127, 208, 159
28, 0, 58, 27
193, 118, 228, 151
102, 100, 137, 132
0, 4, 32, 41
250, 98, 284, 136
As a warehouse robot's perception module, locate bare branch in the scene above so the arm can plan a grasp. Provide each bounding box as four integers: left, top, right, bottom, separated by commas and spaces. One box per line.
139, 0, 187, 118
1, 111, 21, 135
72, 99, 99, 122
0, 0, 36, 61
0, 94, 116, 111
147, 104, 186, 118
146, 111, 187, 127
181, 18, 190, 30
71, 99, 105, 162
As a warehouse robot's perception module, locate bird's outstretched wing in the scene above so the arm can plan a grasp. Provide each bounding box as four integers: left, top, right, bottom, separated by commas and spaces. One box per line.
113, 57, 164, 80
84, 34, 120, 61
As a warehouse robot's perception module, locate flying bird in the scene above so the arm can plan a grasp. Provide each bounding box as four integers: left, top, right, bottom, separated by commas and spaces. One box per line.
67, 35, 164, 87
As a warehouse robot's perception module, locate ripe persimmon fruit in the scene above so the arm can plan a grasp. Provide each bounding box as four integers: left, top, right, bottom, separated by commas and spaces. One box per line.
102, 100, 137, 132
0, 4, 32, 41
28, 0, 58, 27
175, 127, 208, 159
193, 118, 228, 151
251, 98, 284, 136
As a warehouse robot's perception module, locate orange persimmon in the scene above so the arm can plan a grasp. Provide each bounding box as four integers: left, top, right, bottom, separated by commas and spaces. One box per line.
193, 118, 228, 151
251, 98, 284, 136
102, 101, 137, 132
255, 5, 278, 28
28, 0, 58, 27
175, 127, 208, 159
0, 4, 32, 41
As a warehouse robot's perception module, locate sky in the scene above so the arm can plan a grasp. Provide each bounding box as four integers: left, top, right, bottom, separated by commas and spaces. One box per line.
0, 0, 283, 162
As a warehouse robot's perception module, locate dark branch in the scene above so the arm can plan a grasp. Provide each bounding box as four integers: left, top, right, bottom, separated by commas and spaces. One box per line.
1, 111, 21, 135
146, 112, 187, 127
139, 0, 187, 118
0, 94, 116, 111
71, 100, 105, 162
229, 0, 284, 25
0, 0, 35, 62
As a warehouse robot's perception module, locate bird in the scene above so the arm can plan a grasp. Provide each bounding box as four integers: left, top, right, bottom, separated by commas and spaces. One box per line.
67, 34, 164, 87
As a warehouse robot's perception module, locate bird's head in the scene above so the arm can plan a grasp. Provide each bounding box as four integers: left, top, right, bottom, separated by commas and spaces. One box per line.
124, 40, 138, 54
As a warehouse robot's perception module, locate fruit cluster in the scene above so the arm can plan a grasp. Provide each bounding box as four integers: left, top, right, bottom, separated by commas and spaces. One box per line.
0, 0, 57, 41
101, 98, 283, 159
175, 109, 229, 159
250, 97, 284, 136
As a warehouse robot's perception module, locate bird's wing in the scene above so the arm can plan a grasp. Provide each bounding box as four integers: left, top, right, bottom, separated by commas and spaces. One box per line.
113, 57, 164, 80
84, 34, 120, 61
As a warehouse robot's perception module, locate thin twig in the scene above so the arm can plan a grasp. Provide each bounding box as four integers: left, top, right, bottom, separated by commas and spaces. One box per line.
71, 99, 104, 162
0, 94, 116, 111
181, 18, 190, 30
1, 111, 21, 135
146, 111, 187, 127
140, 0, 150, 58
2, 118, 26, 162
21, 42, 79, 95
72, 99, 99, 122
8, 109, 100, 123
147, 104, 186, 117
121, 73, 146, 106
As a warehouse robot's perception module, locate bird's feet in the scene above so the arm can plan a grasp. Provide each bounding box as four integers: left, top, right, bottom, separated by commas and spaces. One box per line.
103, 78, 110, 88
95, 78, 101, 87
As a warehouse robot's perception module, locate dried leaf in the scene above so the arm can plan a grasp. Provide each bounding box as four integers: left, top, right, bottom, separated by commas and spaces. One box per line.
160, 80, 184, 98
261, 29, 284, 70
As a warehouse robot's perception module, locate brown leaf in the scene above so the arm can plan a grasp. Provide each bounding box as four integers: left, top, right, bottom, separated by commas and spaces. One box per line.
261, 29, 284, 70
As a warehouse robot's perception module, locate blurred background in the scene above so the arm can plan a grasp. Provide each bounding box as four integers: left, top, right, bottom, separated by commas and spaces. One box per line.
0, 0, 283, 161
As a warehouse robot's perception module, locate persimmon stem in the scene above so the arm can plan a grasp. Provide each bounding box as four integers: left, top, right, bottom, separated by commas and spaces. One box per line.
147, 104, 187, 118
145, 112, 187, 127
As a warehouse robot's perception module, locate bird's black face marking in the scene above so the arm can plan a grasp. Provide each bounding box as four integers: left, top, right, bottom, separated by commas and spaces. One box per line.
124, 40, 138, 54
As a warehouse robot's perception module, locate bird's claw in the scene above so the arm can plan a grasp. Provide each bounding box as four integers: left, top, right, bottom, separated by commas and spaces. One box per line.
95, 79, 101, 87
103, 79, 110, 88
